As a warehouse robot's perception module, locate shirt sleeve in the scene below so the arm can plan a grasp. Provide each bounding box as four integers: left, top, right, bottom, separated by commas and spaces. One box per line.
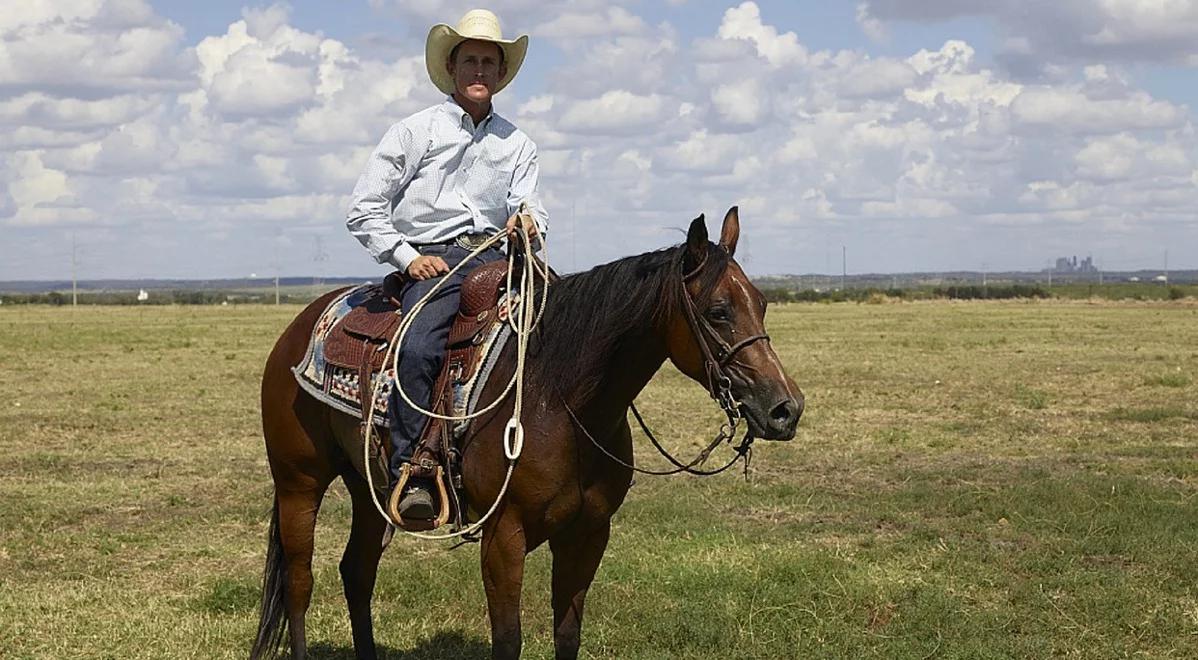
507, 139, 549, 237
346, 122, 425, 271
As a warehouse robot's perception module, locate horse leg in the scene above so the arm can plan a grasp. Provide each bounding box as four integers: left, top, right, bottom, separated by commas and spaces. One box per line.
481, 514, 527, 659
276, 481, 332, 660
339, 471, 389, 660
549, 520, 612, 660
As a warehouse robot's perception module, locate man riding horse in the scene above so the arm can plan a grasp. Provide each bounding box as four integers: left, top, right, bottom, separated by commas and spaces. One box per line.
345, 9, 546, 522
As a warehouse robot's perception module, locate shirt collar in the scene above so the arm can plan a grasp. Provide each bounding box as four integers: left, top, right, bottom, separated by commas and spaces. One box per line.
442, 96, 494, 130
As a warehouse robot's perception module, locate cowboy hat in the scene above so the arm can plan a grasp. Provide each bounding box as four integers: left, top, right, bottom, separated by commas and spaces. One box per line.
426, 9, 528, 96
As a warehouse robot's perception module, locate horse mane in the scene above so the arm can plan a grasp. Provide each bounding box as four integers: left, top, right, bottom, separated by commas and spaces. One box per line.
530, 240, 730, 403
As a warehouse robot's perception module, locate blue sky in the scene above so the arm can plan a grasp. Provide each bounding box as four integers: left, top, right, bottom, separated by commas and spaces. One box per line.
2, 1, 1196, 280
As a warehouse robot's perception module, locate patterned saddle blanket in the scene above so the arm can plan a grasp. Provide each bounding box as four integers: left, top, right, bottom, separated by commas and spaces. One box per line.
292, 265, 514, 432
293, 284, 399, 425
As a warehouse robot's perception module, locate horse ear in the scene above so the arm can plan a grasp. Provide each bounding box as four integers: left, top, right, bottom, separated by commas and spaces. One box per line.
686, 214, 707, 270
719, 206, 740, 257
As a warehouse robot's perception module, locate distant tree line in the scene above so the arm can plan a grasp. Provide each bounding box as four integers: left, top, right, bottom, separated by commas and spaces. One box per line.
931, 284, 1050, 300
760, 285, 1053, 303
757, 283, 1198, 303
3, 282, 1193, 307
0, 290, 313, 305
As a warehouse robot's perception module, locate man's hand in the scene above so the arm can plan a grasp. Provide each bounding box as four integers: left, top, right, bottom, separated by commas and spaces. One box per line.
505, 211, 539, 241
406, 255, 450, 281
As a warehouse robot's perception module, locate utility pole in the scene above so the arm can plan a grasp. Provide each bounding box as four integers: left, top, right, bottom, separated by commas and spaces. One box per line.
982, 262, 988, 288
1164, 250, 1169, 285
272, 242, 281, 305
841, 245, 846, 291
312, 236, 329, 295
71, 234, 78, 307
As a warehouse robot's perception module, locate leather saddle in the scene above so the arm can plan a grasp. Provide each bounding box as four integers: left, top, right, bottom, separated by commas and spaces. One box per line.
321, 272, 407, 412
321, 262, 512, 530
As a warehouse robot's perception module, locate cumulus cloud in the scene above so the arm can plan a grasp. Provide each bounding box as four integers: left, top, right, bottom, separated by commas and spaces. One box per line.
558, 90, 670, 134
0, 0, 193, 95
196, 10, 323, 118
535, 7, 646, 41
368, 0, 641, 41
858, 0, 1198, 71
1074, 133, 1193, 181
2, 0, 1196, 279
1011, 86, 1185, 133
0, 2, 434, 246
838, 57, 919, 98
717, 1, 808, 67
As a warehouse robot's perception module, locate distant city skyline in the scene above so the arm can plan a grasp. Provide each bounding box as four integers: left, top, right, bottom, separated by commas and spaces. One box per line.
2, 1, 1196, 281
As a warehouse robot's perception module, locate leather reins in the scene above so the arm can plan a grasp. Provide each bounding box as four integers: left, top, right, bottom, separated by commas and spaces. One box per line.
567, 248, 770, 477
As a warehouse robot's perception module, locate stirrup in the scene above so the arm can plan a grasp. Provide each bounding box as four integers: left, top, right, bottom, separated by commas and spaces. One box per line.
387, 463, 451, 531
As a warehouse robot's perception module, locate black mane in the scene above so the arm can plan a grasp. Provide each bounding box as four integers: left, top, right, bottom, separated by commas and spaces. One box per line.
530, 241, 730, 403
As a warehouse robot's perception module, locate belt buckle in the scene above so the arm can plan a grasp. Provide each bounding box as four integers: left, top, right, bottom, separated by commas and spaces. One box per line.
456, 232, 492, 250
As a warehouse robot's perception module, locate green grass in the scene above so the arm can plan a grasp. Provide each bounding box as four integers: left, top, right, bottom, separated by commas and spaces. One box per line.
2, 299, 1198, 658
1143, 373, 1192, 388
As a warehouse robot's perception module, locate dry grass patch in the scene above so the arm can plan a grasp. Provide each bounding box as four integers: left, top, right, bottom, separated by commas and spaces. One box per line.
3, 301, 1198, 658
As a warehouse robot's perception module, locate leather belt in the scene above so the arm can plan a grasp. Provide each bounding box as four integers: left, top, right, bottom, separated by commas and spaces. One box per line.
454, 232, 496, 250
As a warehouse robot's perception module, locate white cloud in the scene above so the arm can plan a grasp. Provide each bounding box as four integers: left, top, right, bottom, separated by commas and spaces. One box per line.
1011, 87, 1185, 133
547, 35, 677, 97
518, 94, 555, 115
660, 130, 744, 173
858, 0, 1198, 69
1074, 133, 1138, 181
717, 1, 808, 67
196, 12, 323, 118
535, 7, 646, 41
369, 0, 637, 38
0, 0, 192, 95
0, 93, 155, 130
2, 0, 1196, 279
1075, 133, 1194, 181
558, 90, 669, 134
856, 2, 888, 41
5, 152, 90, 226
839, 57, 918, 98
711, 78, 766, 126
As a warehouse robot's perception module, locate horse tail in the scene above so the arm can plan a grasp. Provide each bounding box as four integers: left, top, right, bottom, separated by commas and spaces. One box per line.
249, 497, 287, 660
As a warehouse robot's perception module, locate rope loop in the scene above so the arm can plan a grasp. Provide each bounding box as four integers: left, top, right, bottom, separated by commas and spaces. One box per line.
359, 213, 550, 542
503, 419, 525, 461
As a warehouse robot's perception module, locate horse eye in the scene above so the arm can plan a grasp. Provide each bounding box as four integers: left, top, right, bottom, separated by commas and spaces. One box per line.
707, 306, 730, 322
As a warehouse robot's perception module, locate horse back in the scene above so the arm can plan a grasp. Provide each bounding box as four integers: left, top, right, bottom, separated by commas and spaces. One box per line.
261, 288, 352, 473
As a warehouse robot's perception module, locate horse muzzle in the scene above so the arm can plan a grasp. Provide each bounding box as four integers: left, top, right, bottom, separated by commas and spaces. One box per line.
741, 391, 803, 441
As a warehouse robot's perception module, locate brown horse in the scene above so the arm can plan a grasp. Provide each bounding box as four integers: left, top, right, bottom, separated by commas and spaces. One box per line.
250, 208, 803, 660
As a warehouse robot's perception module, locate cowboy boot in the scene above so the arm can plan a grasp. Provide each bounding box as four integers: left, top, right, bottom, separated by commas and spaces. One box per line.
390, 478, 436, 520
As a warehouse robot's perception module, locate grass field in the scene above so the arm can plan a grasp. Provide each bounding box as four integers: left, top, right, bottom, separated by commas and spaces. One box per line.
2, 299, 1197, 659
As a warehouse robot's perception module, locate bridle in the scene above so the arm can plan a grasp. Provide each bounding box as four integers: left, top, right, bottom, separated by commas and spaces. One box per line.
567, 247, 771, 477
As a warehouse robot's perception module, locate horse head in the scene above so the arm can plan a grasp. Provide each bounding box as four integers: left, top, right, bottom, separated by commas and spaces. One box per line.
665, 207, 803, 440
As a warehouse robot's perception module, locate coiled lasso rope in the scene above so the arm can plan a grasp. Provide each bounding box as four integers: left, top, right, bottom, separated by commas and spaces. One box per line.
361, 219, 549, 540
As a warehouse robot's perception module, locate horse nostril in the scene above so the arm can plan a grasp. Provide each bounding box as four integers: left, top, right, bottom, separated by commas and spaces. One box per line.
770, 399, 796, 425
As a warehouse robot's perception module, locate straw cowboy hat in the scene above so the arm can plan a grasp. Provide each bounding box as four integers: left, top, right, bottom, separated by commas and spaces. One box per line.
426, 9, 529, 95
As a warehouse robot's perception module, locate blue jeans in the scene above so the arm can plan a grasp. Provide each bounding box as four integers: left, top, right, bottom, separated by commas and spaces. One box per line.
388, 243, 504, 482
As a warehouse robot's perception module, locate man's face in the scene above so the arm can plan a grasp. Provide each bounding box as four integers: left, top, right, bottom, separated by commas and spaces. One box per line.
448, 39, 506, 104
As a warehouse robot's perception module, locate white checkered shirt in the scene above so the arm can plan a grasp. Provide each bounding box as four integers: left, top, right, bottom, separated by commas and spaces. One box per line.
346, 99, 549, 270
